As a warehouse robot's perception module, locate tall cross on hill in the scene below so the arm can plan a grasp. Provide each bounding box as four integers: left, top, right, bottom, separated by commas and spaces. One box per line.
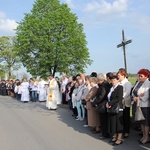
117, 30, 132, 73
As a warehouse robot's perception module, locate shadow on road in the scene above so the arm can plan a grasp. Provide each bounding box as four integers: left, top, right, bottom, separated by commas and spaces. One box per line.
56, 104, 150, 150
1, 96, 150, 150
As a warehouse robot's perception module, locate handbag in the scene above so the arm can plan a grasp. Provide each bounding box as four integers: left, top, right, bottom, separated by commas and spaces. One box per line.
81, 99, 86, 105
95, 101, 106, 113
135, 106, 145, 121
107, 103, 119, 114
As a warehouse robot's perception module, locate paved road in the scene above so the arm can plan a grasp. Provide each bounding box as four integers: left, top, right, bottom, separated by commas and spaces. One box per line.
0, 95, 150, 150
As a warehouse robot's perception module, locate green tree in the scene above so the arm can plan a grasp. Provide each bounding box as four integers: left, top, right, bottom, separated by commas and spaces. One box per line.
0, 64, 5, 80
14, 0, 92, 77
0, 36, 21, 78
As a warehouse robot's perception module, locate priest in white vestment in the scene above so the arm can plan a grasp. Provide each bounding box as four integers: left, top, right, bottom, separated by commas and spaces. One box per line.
38, 77, 47, 102
46, 75, 61, 110
20, 78, 29, 102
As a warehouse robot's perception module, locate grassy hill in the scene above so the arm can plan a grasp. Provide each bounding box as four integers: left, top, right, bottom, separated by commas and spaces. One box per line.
128, 76, 137, 86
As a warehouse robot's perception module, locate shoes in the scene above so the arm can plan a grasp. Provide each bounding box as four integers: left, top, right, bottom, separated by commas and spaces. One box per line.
112, 140, 123, 146
83, 125, 88, 127
80, 118, 84, 121
139, 140, 150, 144
99, 135, 104, 139
75, 116, 79, 119
99, 135, 107, 140
75, 118, 83, 121
92, 130, 100, 134
109, 138, 117, 143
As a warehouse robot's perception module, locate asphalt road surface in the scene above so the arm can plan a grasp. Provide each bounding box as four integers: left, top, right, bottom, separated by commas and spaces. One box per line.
0, 95, 150, 150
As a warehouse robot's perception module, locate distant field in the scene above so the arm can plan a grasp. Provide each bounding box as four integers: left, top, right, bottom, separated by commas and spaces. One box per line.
128, 76, 137, 86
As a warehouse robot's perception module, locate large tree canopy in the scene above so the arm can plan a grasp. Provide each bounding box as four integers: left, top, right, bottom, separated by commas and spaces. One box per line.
0, 36, 21, 78
0, 64, 5, 79
14, 0, 92, 77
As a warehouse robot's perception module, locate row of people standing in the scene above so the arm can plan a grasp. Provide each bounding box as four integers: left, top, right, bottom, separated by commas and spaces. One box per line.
0, 79, 16, 96
0, 77, 48, 102
17, 76, 61, 109
0, 75, 65, 110
29, 77, 48, 102
0, 68, 149, 145
65, 68, 150, 146
8, 75, 61, 110
65, 72, 119, 137
14, 77, 48, 102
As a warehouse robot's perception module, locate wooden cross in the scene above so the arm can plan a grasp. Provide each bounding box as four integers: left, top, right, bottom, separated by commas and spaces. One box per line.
117, 30, 132, 73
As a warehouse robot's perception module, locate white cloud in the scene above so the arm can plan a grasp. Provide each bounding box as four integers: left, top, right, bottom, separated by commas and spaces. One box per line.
0, 12, 18, 36
65, 0, 75, 9
84, 0, 128, 16
0, 12, 6, 18
129, 13, 150, 34
83, 0, 150, 35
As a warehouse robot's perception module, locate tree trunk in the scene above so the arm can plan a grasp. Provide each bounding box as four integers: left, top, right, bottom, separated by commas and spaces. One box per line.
8, 66, 11, 79
53, 66, 57, 77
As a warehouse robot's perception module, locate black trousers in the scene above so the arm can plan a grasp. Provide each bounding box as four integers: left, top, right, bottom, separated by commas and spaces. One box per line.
72, 107, 78, 116
62, 93, 68, 104
17, 94, 21, 100
85, 108, 88, 125
68, 99, 72, 110
100, 112, 109, 137
123, 107, 130, 133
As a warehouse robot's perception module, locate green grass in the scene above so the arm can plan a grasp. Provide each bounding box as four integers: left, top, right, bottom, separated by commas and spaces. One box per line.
128, 76, 137, 86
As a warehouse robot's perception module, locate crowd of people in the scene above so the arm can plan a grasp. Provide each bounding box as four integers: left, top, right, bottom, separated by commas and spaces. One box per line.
0, 68, 150, 146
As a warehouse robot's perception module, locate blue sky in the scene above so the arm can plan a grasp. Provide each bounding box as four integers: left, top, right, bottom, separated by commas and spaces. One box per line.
0, 0, 150, 75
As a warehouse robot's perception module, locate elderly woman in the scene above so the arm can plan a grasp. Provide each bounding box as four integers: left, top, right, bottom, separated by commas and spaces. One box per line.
85, 77, 100, 133
76, 78, 85, 121
132, 69, 150, 144
75, 78, 85, 121
92, 73, 110, 139
81, 75, 91, 127
106, 74, 123, 145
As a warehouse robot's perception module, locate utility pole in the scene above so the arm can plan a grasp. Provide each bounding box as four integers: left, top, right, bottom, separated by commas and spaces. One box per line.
117, 30, 132, 73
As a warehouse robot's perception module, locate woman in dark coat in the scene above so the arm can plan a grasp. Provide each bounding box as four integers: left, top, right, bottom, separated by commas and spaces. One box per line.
106, 74, 123, 145
92, 73, 110, 139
